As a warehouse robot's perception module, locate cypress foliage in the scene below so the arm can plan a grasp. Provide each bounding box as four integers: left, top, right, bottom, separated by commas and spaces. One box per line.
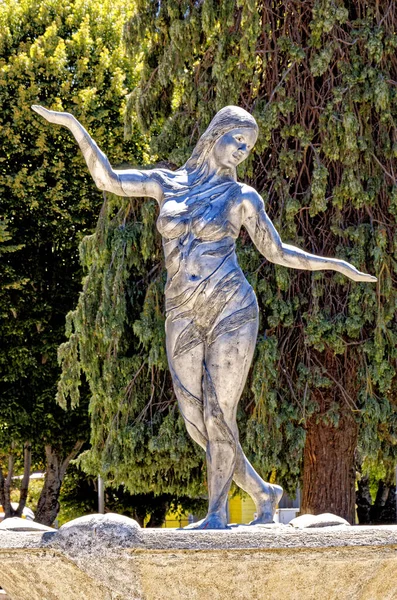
60, 1, 397, 516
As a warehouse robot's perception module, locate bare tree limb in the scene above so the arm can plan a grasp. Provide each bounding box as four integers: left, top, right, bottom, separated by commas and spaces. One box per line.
16, 441, 32, 516
3, 447, 15, 517
60, 440, 85, 480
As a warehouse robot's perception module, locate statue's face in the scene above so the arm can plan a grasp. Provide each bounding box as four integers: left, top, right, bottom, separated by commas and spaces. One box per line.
212, 127, 257, 170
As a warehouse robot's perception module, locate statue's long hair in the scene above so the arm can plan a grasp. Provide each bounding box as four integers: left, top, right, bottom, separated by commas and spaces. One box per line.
183, 105, 258, 181
154, 106, 258, 197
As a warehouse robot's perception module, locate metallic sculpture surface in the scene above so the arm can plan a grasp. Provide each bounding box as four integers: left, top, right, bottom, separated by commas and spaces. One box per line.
32, 105, 377, 529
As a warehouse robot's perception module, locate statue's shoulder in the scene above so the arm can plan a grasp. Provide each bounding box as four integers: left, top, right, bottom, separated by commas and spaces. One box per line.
238, 184, 264, 212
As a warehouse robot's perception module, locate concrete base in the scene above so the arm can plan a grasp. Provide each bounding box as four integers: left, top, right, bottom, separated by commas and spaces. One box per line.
1, 520, 397, 599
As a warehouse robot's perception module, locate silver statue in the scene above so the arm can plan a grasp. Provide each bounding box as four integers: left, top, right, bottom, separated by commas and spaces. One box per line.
32, 105, 376, 529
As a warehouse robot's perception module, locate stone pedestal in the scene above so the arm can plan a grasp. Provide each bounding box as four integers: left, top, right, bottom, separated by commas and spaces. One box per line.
1, 515, 397, 599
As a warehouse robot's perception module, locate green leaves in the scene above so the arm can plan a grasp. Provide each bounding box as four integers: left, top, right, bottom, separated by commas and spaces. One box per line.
310, 43, 334, 77
310, 0, 348, 49
310, 162, 329, 216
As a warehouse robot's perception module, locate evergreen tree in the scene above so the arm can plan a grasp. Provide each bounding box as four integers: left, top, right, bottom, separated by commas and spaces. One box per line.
60, 0, 397, 522
0, 0, 144, 523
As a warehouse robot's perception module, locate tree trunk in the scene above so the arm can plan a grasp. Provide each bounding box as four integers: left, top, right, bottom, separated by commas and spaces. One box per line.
356, 474, 372, 524
15, 442, 31, 517
3, 450, 15, 517
370, 481, 395, 523
132, 506, 147, 528
302, 406, 358, 523
357, 480, 397, 524
0, 468, 5, 509
35, 441, 84, 526
146, 497, 169, 528
0, 441, 32, 518
378, 485, 396, 523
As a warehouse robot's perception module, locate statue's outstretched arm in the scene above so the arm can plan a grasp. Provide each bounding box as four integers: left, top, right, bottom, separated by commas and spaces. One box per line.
31, 106, 162, 201
242, 188, 377, 283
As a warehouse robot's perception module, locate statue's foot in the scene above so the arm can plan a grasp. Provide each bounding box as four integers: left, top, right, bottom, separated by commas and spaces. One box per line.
184, 513, 230, 530
249, 484, 283, 525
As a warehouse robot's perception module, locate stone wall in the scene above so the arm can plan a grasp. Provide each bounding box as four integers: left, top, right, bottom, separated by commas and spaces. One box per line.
1, 515, 397, 599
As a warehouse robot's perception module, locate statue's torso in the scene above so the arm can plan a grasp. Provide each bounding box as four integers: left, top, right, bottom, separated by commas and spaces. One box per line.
156, 178, 257, 337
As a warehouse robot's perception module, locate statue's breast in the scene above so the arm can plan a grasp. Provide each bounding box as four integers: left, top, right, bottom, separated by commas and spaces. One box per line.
156, 181, 242, 242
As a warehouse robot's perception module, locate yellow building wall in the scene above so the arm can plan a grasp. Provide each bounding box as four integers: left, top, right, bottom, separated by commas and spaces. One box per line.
162, 509, 189, 528
241, 494, 257, 523
228, 495, 241, 524
229, 493, 256, 524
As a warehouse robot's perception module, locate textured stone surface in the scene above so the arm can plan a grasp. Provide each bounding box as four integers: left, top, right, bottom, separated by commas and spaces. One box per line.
1, 519, 397, 599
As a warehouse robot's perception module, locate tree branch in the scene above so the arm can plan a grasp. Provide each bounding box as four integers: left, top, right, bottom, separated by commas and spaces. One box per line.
4, 448, 15, 517
0, 466, 5, 509
60, 440, 85, 480
16, 441, 32, 516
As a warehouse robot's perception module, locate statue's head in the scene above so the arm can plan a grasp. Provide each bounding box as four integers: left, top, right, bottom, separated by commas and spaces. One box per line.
185, 106, 258, 180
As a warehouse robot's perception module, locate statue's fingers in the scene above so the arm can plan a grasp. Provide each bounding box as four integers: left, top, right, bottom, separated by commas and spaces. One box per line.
31, 105, 46, 116
31, 105, 70, 126
31, 105, 53, 121
357, 273, 377, 282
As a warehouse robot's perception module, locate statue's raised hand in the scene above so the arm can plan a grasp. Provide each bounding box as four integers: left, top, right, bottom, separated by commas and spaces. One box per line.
32, 104, 123, 194
31, 105, 75, 129
350, 271, 377, 283
337, 262, 377, 283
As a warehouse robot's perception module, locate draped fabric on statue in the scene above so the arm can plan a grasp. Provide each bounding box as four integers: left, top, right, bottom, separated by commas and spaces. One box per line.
157, 176, 258, 350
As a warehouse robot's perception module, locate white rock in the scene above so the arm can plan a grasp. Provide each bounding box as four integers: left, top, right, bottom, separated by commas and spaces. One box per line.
60, 512, 140, 532
289, 513, 351, 528
0, 517, 55, 532
54, 513, 141, 549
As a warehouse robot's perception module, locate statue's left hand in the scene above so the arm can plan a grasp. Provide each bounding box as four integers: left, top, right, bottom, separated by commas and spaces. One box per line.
350, 271, 377, 283
31, 105, 75, 129
339, 263, 377, 283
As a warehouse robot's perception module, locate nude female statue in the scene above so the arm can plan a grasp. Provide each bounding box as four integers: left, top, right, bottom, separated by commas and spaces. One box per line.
32, 104, 376, 529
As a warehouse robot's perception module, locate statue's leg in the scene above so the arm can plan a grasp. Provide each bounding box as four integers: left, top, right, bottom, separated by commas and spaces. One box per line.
199, 319, 258, 528
204, 314, 282, 525
166, 314, 232, 528
166, 314, 282, 527
165, 314, 207, 444
233, 447, 283, 524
